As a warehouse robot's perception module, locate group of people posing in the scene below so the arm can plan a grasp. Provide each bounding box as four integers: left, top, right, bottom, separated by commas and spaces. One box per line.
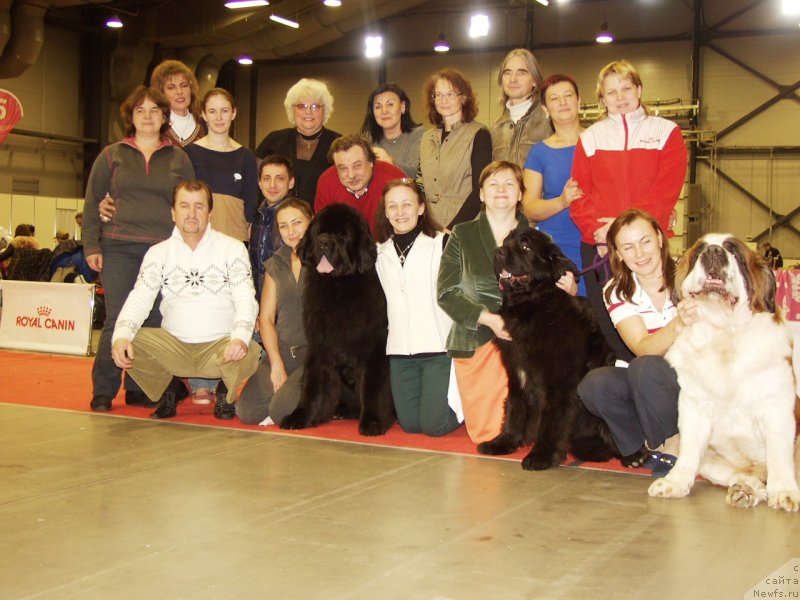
82, 49, 691, 474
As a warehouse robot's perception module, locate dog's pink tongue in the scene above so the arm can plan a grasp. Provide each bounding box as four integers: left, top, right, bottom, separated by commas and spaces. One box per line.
316, 255, 334, 274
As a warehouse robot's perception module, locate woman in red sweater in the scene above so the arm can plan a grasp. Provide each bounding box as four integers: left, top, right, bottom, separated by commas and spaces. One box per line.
570, 60, 687, 362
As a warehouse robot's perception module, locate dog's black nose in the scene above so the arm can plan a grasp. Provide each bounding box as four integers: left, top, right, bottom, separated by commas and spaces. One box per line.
496, 247, 508, 260
700, 245, 728, 271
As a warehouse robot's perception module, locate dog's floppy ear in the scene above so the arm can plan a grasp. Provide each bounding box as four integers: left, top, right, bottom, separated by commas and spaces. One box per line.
544, 236, 579, 279
296, 221, 315, 267
724, 237, 776, 313
725, 237, 776, 314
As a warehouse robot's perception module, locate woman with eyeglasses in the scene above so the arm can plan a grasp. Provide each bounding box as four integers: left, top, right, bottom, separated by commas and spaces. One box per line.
360, 83, 424, 178
419, 69, 492, 230
254, 78, 341, 207
375, 179, 461, 437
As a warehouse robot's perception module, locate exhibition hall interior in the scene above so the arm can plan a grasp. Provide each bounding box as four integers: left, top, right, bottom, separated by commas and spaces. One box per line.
1, 0, 799, 597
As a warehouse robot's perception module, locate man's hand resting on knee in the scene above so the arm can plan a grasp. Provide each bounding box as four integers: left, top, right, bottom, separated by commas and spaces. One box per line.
223, 339, 248, 363
112, 339, 134, 369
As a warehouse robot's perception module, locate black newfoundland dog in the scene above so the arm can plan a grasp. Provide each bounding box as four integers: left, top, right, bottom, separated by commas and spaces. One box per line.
280, 204, 395, 436
477, 228, 619, 470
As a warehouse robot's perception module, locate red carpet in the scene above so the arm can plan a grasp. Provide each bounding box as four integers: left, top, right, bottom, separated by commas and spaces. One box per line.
0, 349, 647, 475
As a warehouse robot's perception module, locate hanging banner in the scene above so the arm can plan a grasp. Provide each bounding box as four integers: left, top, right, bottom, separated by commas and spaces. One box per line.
0, 89, 24, 145
0, 281, 94, 355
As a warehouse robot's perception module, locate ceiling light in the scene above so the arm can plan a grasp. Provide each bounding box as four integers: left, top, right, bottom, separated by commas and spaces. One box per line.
469, 14, 489, 38
782, 0, 800, 15
270, 14, 299, 28
323, 0, 342, 6
433, 33, 450, 52
225, 0, 269, 8
105, 15, 123, 28
365, 35, 383, 58
238, 56, 254, 65
596, 22, 614, 43
536, 0, 549, 5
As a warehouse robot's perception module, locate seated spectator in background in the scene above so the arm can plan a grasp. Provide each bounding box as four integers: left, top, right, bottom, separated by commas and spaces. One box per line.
250, 154, 297, 302
0, 224, 35, 260
75, 212, 83, 240
762, 242, 783, 269
361, 82, 425, 178
54, 230, 70, 246
238, 198, 314, 426
110, 179, 259, 421
0, 224, 50, 280
314, 134, 406, 236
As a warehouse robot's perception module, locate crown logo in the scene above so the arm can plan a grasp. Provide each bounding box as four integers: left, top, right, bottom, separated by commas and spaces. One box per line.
37, 306, 52, 316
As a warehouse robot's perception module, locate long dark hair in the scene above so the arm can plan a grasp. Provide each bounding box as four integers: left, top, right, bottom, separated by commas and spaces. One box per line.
360, 83, 420, 143
604, 209, 675, 305
374, 179, 441, 243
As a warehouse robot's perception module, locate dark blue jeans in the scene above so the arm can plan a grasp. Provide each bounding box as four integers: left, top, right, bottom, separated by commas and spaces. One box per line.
578, 356, 680, 456
91, 239, 162, 399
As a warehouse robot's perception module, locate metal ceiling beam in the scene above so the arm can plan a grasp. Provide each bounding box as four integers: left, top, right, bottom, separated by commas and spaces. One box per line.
716, 80, 800, 140
707, 43, 800, 105
702, 160, 800, 240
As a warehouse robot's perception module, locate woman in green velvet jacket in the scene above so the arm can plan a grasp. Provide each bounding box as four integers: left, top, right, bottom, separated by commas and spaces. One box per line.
437, 160, 576, 445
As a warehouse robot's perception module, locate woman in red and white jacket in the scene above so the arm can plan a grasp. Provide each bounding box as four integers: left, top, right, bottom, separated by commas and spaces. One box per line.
570, 60, 687, 362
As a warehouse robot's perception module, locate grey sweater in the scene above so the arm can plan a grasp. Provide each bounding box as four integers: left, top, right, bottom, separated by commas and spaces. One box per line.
82, 138, 195, 257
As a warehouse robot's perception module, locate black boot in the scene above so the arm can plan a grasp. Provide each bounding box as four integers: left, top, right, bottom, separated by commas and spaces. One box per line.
125, 389, 158, 408
213, 382, 235, 420
150, 379, 184, 419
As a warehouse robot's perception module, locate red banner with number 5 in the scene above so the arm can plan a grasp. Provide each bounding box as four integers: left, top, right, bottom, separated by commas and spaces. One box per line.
0, 89, 24, 145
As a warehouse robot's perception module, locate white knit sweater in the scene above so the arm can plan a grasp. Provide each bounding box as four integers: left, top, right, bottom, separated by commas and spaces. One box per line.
113, 225, 258, 345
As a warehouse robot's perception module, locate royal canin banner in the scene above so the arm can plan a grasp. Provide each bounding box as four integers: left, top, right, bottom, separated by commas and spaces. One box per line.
0, 89, 23, 145
0, 281, 94, 355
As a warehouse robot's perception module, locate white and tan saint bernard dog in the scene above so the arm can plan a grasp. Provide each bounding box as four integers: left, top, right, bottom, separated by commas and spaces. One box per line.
648, 233, 800, 511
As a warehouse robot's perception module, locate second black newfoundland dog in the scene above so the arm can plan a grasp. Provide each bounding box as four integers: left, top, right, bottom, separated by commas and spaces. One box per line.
477, 228, 620, 470
280, 204, 395, 436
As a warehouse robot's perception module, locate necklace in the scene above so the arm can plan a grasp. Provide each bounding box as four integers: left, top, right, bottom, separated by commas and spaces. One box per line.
297, 129, 323, 150
393, 238, 415, 264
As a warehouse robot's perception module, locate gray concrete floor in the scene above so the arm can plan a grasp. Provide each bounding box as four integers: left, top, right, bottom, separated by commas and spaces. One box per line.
2, 403, 799, 600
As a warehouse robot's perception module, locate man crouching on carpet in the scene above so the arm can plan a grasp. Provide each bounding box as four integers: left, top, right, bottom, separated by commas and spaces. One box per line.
110, 179, 260, 420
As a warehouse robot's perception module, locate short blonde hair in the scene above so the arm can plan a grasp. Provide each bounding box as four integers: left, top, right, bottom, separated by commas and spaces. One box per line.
595, 60, 644, 116
283, 78, 334, 125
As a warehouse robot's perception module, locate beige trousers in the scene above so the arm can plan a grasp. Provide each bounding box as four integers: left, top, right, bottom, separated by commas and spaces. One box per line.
127, 328, 260, 404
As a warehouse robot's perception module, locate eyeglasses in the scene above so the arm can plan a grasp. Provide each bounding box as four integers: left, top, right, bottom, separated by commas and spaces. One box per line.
293, 103, 324, 112
432, 92, 461, 101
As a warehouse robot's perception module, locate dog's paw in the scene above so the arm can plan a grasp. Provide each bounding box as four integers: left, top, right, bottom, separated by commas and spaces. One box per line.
767, 490, 800, 512
648, 477, 692, 499
727, 480, 767, 509
521, 449, 561, 471
477, 435, 520, 456
358, 418, 390, 437
279, 408, 309, 430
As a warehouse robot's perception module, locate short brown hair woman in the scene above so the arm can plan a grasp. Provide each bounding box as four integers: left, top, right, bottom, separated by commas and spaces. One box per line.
83, 84, 195, 413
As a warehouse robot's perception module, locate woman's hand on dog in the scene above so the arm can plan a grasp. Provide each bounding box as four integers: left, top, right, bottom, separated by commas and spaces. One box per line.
556, 271, 578, 296
479, 311, 512, 341
675, 297, 699, 332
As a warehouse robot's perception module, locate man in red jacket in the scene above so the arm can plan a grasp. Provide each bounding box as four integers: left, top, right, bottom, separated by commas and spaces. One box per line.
314, 134, 406, 237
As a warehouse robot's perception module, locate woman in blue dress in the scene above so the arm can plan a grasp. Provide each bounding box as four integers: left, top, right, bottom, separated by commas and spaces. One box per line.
522, 74, 586, 295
